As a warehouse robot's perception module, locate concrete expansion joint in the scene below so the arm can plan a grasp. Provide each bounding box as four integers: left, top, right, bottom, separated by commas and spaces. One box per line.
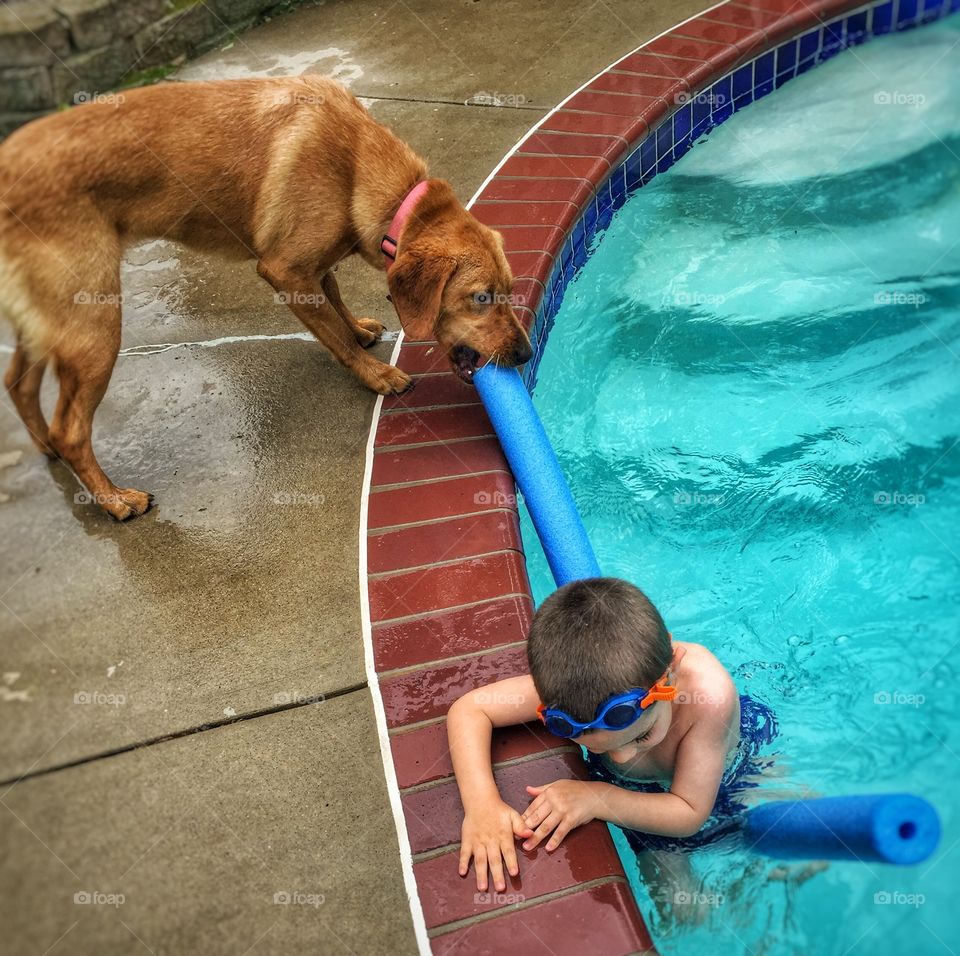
114, 329, 401, 356
0, 680, 370, 789
353, 93, 544, 111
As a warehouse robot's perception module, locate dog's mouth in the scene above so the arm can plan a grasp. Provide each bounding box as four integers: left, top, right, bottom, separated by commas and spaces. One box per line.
450, 344, 482, 384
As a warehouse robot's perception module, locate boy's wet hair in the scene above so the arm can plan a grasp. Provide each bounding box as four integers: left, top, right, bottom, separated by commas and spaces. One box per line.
527, 577, 672, 723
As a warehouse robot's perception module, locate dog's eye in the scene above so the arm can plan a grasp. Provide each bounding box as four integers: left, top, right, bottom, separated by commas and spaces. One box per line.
473, 290, 493, 307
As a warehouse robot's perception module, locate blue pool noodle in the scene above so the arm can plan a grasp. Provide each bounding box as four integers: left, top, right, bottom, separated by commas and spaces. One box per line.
473, 363, 600, 586
744, 794, 940, 864
473, 363, 940, 868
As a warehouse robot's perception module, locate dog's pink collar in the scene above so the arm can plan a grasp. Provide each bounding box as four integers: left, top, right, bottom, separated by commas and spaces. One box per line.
381, 180, 430, 269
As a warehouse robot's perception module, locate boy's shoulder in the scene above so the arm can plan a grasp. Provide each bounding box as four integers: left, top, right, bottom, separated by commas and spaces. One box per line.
673, 640, 738, 714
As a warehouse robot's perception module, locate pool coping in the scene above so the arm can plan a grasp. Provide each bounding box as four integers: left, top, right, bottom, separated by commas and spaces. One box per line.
360, 0, 959, 951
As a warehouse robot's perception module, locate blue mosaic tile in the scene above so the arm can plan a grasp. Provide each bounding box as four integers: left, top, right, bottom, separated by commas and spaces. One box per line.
542, 287, 555, 324
776, 39, 798, 77
581, 194, 598, 240
596, 181, 616, 232
535, 309, 545, 335
596, 180, 613, 219
640, 135, 657, 175
623, 145, 641, 192
872, 0, 895, 32
846, 10, 870, 42
821, 18, 846, 58
548, 259, 563, 295
673, 102, 692, 143
570, 218, 586, 252
691, 93, 712, 138
597, 204, 614, 233
551, 273, 565, 310
711, 75, 733, 123
921, 0, 944, 20
550, 252, 565, 289
608, 165, 628, 209
898, 0, 920, 26
754, 50, 775, 98
733, 63, 753, 105
572, 237, 588, 270
656, 122, 673, 160
798, 27, 821, 66
656, 151, 675, 175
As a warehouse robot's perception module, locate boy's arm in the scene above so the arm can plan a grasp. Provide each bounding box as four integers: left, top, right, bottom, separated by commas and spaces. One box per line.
447, 675, 541, 891
522, 698, 736, 849
589, 720, 730, 836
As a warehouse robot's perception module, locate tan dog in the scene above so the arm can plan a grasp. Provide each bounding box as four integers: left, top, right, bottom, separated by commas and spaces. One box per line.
0, 76, 531, 519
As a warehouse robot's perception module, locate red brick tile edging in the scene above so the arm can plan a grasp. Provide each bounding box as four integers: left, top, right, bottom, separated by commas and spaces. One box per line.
360, 0, 935, 950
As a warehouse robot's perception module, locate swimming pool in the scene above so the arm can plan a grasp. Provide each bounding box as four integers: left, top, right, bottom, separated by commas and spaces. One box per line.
518, 14, 960, 956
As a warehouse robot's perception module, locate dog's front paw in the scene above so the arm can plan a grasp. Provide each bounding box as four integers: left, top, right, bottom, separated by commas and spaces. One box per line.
364, 361, 412, 395
104, 488, 154, 521
354, 317, 386, 348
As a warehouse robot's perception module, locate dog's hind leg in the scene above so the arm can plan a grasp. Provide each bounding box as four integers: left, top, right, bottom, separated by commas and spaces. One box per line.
45, 273, 151, 521
5, 343, 53, 456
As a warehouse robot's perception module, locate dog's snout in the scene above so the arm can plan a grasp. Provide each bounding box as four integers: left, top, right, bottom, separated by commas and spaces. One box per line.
513, 335, 533, 366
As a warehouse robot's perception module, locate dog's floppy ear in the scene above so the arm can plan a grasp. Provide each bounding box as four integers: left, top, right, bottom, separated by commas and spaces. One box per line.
387, 246, 457, 342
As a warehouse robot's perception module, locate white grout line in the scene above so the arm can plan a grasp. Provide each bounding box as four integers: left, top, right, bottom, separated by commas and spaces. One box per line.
357, 327, 433, 954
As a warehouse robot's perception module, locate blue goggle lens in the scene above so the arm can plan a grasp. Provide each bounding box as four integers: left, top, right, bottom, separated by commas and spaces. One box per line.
544, 714, 577, 738
603, 702, 641, 729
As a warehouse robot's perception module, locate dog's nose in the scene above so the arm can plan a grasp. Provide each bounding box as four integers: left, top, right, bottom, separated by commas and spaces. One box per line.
512, 335, 533, 366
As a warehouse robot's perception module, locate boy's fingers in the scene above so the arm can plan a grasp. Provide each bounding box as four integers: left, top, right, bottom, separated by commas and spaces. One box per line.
487, 847, 506, 893
523, 813, 560, 851
525, 784, 546, 796
458, 843, 472, 877
523, 793, 545, 816
545, 821, 573, 851
523, 799, 550, 829
511, 810, 533, 838
502, 837, 520, 877
474, 848, 488, 892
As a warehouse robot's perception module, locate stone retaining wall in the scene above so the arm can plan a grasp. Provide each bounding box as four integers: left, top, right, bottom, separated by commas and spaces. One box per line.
0, 0, 306, 137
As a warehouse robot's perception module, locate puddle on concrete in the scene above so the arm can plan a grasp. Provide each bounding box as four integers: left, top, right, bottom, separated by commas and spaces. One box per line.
177, 44, 363, 85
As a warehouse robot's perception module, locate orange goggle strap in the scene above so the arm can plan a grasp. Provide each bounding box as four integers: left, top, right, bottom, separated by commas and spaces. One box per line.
640, 672, 678, 709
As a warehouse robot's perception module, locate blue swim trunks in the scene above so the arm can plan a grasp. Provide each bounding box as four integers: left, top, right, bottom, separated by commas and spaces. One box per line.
584, 694, 779, 853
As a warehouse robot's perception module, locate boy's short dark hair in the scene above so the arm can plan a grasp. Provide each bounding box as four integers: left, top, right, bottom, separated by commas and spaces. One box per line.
526, 577, 672, 722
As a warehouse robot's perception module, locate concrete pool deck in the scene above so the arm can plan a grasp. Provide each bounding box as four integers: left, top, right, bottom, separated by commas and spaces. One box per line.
0, 0, 709, 951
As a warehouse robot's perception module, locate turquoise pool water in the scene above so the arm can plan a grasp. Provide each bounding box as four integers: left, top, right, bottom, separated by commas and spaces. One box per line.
518, 16, 960, 956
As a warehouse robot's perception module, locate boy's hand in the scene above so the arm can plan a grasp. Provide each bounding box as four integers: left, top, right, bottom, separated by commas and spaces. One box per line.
459, 801, 534, 892
522, 780, 600, 852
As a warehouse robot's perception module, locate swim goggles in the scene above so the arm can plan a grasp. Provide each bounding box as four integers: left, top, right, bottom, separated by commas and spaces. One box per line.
536, 670, 677, 739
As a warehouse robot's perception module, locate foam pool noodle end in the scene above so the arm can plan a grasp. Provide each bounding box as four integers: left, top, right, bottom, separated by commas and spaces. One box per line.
744, 794, 940, 865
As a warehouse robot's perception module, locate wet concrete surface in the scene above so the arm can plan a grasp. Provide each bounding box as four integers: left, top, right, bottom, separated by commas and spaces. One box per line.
0, 692, 418, 956
0, 0, 707, 951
